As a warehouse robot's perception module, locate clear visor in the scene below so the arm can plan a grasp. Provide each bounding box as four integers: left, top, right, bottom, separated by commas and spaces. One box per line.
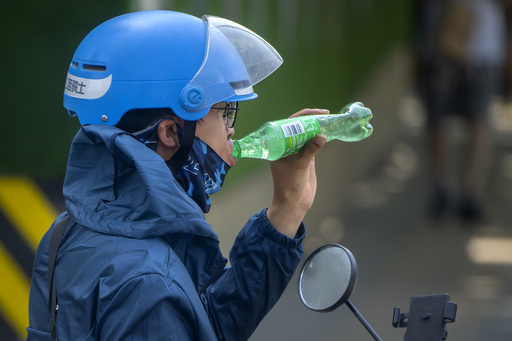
185, 15, 283, 110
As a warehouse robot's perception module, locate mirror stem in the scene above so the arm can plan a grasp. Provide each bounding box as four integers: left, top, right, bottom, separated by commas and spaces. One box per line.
346, 300, 383, 341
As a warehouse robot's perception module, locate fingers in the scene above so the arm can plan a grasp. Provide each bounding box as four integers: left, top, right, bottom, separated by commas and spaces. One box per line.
300, 134, 327, 161
289, 108, 330, 118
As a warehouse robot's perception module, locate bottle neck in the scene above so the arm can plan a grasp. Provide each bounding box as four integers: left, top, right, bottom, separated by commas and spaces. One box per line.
232, 139, 242, 160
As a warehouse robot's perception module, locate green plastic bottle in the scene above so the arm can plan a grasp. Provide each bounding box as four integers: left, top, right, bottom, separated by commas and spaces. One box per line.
232, 102, 373, 161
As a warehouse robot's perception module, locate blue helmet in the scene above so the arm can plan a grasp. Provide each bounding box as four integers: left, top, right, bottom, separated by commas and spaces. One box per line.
63, 10, 283, 126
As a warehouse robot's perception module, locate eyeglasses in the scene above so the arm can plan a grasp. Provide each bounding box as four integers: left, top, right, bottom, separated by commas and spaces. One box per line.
211, 102, 239, 128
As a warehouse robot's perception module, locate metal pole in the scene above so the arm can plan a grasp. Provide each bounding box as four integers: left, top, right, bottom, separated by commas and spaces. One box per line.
345, 300, 383, 341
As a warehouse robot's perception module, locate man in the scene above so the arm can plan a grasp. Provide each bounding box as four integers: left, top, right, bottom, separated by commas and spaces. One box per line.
414, 0, 509, 223
27, 10, 327, 340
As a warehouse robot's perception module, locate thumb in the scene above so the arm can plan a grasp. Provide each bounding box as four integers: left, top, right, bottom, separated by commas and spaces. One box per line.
300, 134, 327, 159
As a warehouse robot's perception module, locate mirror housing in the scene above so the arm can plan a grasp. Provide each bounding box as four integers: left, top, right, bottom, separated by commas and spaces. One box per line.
298, 244, 357, 312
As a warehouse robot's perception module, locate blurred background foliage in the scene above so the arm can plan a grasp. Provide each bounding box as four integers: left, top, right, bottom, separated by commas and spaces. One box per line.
0, 0, 411, 180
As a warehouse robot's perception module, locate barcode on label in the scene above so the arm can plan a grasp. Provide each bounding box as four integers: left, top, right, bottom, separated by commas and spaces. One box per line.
281, 122, 305, 137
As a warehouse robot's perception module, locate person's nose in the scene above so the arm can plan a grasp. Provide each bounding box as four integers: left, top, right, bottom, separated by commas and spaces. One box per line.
227, 126, 235, 138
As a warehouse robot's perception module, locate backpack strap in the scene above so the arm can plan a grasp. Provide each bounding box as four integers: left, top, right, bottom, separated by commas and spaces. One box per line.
48, 214, 70, 341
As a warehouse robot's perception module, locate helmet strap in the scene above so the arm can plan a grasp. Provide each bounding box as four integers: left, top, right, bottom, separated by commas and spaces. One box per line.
169, 120, 197, 176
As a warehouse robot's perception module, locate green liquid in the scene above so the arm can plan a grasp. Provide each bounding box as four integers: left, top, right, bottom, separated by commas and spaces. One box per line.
233, 102, 373, 161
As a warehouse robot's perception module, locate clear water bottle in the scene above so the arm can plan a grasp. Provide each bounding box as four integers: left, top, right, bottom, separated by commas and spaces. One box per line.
232, 102, 373, 161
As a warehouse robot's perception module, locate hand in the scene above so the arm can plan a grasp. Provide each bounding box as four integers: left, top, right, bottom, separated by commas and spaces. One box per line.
266, 108, 328, 238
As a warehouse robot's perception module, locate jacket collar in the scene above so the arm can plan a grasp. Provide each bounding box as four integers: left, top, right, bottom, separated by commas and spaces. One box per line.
63, 125, 226, 291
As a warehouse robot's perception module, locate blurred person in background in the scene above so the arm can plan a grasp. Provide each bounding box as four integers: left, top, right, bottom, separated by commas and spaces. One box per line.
26, 11, 327, 340
413, 0, 512, 224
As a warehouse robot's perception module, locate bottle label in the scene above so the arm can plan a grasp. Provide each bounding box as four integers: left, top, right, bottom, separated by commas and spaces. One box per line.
279, 116, 321, 156
282, 122, 306, 137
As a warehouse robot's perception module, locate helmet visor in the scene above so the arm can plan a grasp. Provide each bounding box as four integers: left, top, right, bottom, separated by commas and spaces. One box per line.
185, 15, 283, 110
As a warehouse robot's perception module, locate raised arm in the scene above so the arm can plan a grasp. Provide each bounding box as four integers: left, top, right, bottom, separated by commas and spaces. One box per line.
266, 108, 329, 238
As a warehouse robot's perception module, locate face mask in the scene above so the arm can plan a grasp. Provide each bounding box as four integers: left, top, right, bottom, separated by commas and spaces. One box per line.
134, 117, 230, 213
169, 137, 230, 213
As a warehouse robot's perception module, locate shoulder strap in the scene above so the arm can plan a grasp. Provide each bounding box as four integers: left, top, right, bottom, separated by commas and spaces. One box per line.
48, 214, 70, 341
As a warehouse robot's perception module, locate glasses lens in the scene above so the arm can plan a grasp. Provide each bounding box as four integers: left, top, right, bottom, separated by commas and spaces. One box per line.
212, 102, 238, 128
225, 102, 238, 128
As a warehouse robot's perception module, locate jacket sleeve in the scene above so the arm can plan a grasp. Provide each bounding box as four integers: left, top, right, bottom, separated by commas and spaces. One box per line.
96, 274, 209, 341
204, 208, 305, 341
27, 227, 53, 341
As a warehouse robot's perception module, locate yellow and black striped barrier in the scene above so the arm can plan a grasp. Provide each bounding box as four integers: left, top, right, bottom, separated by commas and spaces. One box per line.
0, 176, 59, 340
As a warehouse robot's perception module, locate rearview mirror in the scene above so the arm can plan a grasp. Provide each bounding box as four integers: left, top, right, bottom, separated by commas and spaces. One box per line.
298, 244, 357, 311
298, 244, 382, 341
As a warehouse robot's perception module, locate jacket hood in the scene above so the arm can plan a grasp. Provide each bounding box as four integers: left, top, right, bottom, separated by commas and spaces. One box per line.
63, 125, 218, 241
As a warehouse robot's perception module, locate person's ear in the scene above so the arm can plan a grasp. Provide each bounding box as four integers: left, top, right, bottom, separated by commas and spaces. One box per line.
155, 119, 180, 160
157, 119, 180, 148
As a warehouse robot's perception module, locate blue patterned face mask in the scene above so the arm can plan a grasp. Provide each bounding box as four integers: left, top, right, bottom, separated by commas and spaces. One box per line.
134, 117, 230, 213
169, 137, 230, 213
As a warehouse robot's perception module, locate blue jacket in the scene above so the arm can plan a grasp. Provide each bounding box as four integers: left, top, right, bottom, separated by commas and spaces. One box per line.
27, 125, 305, 340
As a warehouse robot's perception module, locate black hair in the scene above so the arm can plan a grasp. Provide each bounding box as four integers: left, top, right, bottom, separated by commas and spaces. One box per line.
115, 108, 174, 133
116, 107, 197, 176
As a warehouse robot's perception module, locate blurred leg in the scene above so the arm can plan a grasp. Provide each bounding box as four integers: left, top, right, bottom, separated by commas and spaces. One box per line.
427, 123, 450, 186
459, 116, 490, 222
464, 117, 490, 195
426, 121, 456, 222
